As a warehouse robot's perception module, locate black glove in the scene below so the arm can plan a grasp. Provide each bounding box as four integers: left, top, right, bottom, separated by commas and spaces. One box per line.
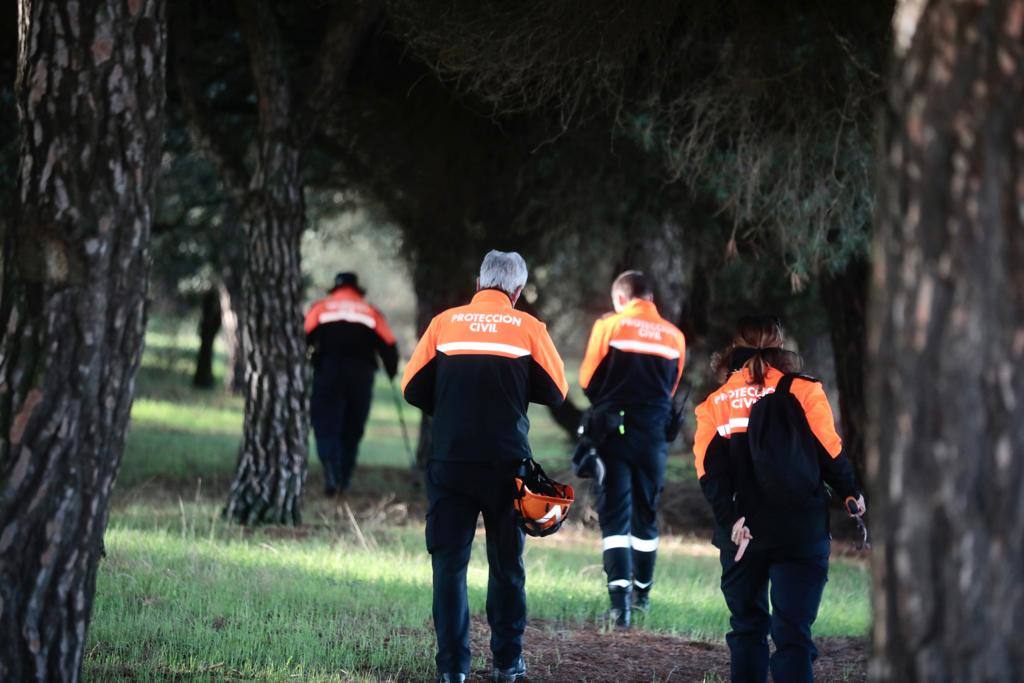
665, 407, 684, 442
572, 439, 606, 487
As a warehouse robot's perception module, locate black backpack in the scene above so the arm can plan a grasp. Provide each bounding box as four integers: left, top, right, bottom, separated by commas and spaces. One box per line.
746, 374, 822, 507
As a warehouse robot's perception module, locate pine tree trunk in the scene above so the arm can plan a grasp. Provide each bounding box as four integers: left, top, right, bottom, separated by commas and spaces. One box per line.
223, 0, 309, 525
193, 288, 221, 388
218, 278, 246, 394
223, 190, 309, 524
868, 0, 1024, 679
0, 1, 165, 680
821, 256, 868, 490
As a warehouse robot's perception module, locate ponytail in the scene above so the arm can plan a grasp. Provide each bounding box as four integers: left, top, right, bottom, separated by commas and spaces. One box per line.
710, 316, 803, 386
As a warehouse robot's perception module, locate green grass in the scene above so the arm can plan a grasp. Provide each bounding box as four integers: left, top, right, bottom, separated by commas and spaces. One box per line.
84, 325, 869, 680
88, 500, 869, 681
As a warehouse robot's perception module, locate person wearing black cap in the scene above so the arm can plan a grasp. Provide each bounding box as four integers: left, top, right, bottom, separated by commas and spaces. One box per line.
304, 272, 399, 495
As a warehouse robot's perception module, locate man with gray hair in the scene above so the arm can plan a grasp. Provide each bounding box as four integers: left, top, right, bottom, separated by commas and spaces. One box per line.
478, 249, 529, 294
403, 250, 568, 683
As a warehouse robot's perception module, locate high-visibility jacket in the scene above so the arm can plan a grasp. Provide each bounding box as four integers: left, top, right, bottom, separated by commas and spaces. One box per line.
693, 365, 860, 548
402, 289, 568, 464
579, 299, 686, 410
304, 285, 399, 377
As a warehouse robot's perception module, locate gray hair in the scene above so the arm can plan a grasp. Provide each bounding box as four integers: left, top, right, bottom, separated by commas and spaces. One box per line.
479, 250, 528, 296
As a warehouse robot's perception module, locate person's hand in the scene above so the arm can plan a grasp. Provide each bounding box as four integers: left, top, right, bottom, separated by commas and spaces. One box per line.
848, 494, 866, 517
731, 517, 753, 562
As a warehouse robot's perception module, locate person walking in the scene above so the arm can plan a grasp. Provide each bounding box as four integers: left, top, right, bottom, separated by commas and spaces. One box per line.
403, 250, 568, 683
578, 270, 687, 626
305, 272, 398, 496
693, 315, 865, 683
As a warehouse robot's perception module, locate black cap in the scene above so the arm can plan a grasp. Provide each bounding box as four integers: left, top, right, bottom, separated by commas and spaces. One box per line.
331, 272, 364, 294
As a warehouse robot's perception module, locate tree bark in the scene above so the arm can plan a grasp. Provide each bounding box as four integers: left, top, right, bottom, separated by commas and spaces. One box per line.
193, 288, 222, 388
0, 1, 165, 680
821, 256, 869, 491
173, 0, 379, 523
218, 277, 246, 394
868, 0, 1024, 679
223, 0, 309, 525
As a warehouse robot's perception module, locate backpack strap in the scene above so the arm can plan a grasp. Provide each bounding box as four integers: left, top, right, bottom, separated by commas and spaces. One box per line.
777, 373, 819, 395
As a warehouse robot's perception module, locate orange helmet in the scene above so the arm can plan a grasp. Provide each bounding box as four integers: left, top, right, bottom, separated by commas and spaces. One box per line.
513, 460, 575, 537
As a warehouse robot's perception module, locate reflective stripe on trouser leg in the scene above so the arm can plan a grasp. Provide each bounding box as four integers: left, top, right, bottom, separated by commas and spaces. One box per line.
602, 534, 631, 591
598, 450, 633, 592
631, 535, 658, 592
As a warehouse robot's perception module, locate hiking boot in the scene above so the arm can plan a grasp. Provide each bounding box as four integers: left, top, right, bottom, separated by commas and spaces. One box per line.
436, 674, 465, 683
491, 656, 526, 682
605, 589, 631, 628
323, 484, 337, 498
632, 589, 650, 615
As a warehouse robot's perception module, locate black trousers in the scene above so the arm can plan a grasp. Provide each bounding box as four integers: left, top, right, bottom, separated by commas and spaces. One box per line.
425, 461, 526, 675
309, 356, 375, 491
718, 539, 830, 683
596, 411, 667, 596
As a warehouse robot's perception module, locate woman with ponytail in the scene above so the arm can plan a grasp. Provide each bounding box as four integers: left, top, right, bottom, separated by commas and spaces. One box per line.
693, 316, 864, 683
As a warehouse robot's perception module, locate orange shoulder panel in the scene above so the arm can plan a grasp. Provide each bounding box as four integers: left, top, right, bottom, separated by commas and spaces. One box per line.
790, 378, 843, 458
671, 326, 687, 392
579, 316, 616, 389
693, 397, 721, 478
401, 316, 439, 392
304, 299, 325, 334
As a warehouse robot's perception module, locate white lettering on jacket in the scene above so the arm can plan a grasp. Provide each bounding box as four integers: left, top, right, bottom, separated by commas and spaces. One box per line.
618, 317, 675, 340
450, 313, 523, 327
712, 385, 777, 410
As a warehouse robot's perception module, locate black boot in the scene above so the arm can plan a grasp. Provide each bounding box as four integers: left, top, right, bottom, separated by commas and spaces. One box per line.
632, 588, 650, 617
436, 674, 466, 683
491, 656, 526, 682
606, 588, 631, 628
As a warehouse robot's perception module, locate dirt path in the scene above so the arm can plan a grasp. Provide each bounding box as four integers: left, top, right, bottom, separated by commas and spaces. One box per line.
468, 618, 867, 682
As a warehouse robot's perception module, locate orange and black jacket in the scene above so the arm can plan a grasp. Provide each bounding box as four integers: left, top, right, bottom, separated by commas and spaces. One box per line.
402, 289, 569, 465
693, 365, 860, 548
579, 299, 686, 412
304, 285, 399, 377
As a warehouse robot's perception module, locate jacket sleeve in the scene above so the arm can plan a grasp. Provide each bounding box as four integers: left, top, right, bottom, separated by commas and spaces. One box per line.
579, 318, 612, 402
672, 329, 687, 394
529, 321, 568, 406
694, 399, 737, 529
304, 300, 324, 340
372, 306, 399, 378
793, 379, 860, 499
401, 317, 439, 415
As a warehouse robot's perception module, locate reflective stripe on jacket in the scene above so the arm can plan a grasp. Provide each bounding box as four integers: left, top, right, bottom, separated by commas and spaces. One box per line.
578, 299, 686, 410
304, 285, 399, 377
693, 365, 860, 548
402, 289, 568, 464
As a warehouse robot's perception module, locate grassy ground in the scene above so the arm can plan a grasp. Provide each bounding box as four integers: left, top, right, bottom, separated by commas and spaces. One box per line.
85, 326, 871, 681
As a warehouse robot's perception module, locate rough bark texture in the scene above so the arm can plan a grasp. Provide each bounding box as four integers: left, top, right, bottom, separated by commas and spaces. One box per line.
0, 1, 165, 680
223, 0, 309, 525
215, 0, 379, 524
868, 0, 1024, 679
822, 256, 869, 490
193, 288, 221, 388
